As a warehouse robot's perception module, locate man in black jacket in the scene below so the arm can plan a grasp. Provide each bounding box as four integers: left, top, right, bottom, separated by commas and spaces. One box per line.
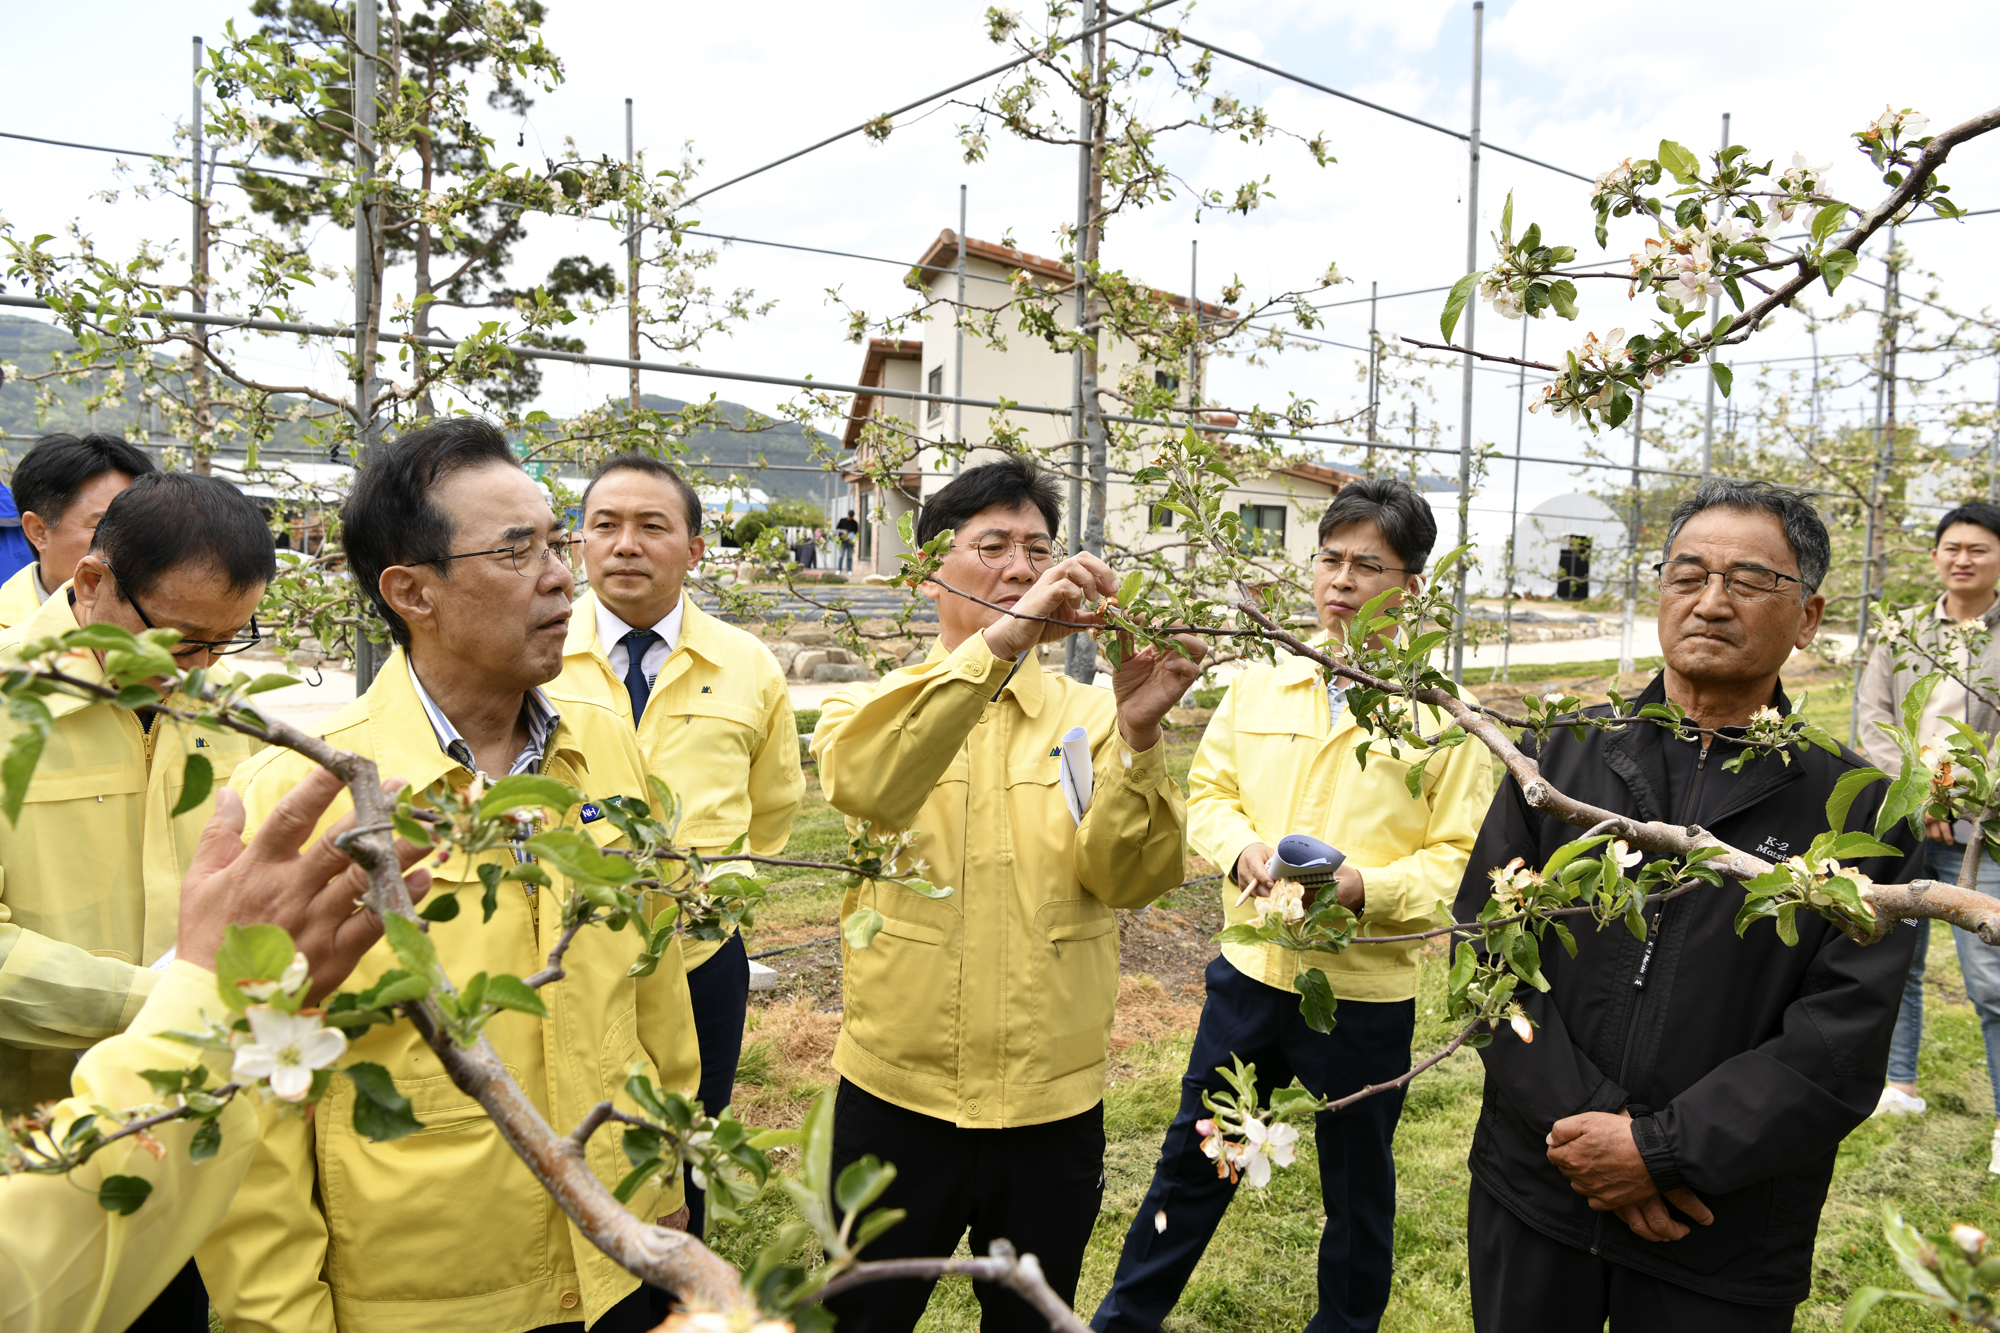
1456, 479, 1924, 1331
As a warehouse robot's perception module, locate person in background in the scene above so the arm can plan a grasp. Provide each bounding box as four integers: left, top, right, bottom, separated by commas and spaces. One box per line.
0, 471, 273, 1330
0, 767, 433, 1333
835, 510, 859, 572
555, 452, 803, 1241
1091, 479, 1496, 1333
195, 419, 701, 1333
1455, 479, 1922, 1332
812, 457, 1203, 1332
0, 432, 155, 629
1857, 501, 2000, 1160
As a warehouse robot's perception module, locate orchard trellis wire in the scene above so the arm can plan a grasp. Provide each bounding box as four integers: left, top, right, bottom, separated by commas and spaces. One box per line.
1, 0, 1997, 691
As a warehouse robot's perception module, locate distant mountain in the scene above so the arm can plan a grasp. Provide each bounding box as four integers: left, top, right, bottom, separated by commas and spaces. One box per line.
0, 316, 845, 502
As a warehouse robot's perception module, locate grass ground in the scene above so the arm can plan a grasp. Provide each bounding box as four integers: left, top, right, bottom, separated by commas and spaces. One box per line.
705, 666, 1999, 1331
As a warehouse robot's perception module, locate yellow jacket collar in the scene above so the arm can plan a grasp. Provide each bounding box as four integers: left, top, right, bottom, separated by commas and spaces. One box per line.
927, 633, 1046, 718
358, 646, 591, 793
564, 588, 723, 669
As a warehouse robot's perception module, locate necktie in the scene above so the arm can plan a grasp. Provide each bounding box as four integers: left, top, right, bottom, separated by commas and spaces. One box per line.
621, 628, 661, 726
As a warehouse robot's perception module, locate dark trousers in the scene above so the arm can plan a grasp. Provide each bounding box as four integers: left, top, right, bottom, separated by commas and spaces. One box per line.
685, 931, 750, 1237
1466, 1179, 1795, 1332
127, 1258, 208, 1332
1092, 956, 1413, 1333
822, 1079, 1106, 1333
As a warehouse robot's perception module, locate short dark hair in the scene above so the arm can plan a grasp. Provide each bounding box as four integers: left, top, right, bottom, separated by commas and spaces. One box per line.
1935, 502, 2000, 548
89, 472, 275, 601
1664, 479, 1830, 593
11, 432, 156, 527
1315, 478, 1439, 573
581, 453, 703, 536
341, 417, 520, 647
915, 456, 1062, 548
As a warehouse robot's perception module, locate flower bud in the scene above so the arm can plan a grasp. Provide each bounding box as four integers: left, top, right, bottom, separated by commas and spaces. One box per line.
1953, 1223, 1988, 1257
1510, 1013, 1535, 1044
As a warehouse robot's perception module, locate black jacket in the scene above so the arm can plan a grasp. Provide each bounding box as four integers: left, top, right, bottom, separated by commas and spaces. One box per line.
1454, 674, 1923, 1305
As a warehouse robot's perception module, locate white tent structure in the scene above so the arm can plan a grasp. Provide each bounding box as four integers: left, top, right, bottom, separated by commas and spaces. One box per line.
1425, 491, 1634, 600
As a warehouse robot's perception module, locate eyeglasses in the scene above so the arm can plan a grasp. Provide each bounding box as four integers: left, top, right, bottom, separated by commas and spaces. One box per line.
957, 537, 1061, 572
111, 570, 261, 659
1316, 552, 1411, 579
1653, 560, 1807, 603
436, 534, 582, 578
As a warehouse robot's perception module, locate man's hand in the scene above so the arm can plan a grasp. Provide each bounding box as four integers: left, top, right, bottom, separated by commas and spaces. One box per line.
1927, 816, 1955, 845
1331, 863, 1366, 912
178, 766, 433, 1005
1233, 842, 1277, 904
980, 554, 1120, 660
1547, 1110, 1712, 1241
1111, 633, 1207, 753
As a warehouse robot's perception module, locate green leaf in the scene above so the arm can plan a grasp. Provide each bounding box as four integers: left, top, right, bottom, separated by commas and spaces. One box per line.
242, 673, 302, 695
1825, 767, 1887, 833
843, 907, 885, 950
1711, 363, 1733, 399
188, 1117, 222, 1164
1902, 673, 1942, 738
115, 683, 164, 710
1294, 967, 1339, 1033
1440, 271, 1480, 343
0, 701, 50, 825
613, 1160, 660, 1205
1117, 570, 1145, 606
482, 973, 549, 1018
1542, 835, 1613, 881
477, 862, 504, 923
1811, 201, 1847, 248
1548, 278, 1578, 321
417, 891, 461, 922
1841, 1287, 1902, 1333
97, 1175, 154, 1215
343, 1062, 425, 1142
214, 924, 298, 1013
1500, 191, 1515, 243
1819, 247, 1859, 295
851, 1205, 908, 1254
835, 1156, 897, 1215
382, 913, 444, 987
171, 752, 214, 818
1657, 139, 1701, 184
523, 828, 640, 886
476, 774, 580, 821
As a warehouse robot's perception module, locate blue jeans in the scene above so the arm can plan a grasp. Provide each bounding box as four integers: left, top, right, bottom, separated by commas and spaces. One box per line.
1091, 957, 1413, 1333
1887, 841, 2000, 1115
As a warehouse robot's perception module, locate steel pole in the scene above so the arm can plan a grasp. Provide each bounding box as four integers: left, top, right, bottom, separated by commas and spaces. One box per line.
1700, 112, 1729, 481
1366, 280, 1379, 476
1849, 235, 1896, 746
352, 0, 382, 691
191, 38, 205, 321
1620, 395, 1642, 676
1188, 239, 1199, 409
1065, 0, 1097, 682
1501, 318, 1526, 683
1451, 0, 1483, 684
954, 183, 966, 465
626, 98, 640, 410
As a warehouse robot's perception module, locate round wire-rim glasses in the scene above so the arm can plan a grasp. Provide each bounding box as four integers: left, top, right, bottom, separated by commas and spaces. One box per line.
1652, 560, 1807, 603
436, 533, 583, 578
958, 537, 1063, 572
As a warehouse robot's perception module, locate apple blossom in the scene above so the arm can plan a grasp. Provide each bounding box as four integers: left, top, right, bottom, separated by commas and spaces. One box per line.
231, 1005, 348, 1102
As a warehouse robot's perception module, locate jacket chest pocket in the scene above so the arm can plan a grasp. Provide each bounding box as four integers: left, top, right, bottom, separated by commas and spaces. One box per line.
1028, 898, 1119, 1081
1005, 761, 1072, 872
651, 697, 760, 823
318, 1066, 551, 1299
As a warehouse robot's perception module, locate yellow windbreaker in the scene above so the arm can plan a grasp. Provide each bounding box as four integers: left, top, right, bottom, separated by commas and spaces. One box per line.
0, 586, 262, 1112
812, 633, 1186, 1128
1189, 651, 1498, 1001
0, 562, 44, 631
195, 649, 702, 1333
552, 592, 802, 970
0, 961, 257, 1333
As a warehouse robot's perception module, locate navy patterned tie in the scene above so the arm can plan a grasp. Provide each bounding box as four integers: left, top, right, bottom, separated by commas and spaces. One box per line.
621, 628, 660, 726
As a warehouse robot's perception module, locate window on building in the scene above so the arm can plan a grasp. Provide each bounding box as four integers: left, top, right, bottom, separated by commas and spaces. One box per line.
1556, 535, 1592, 600
926, 366, 944, 422
1149, 503, 1176, 530
1154, 369, 1180, 391
1238, 503, 1287, 552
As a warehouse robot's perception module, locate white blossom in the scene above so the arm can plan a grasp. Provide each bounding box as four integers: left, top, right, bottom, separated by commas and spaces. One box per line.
1510, 1012, 1535, 1044
1254, 881, 1307, 925
1953, 1223, 1988, 1257
235, 951, 312, 1003
1610, 840, 1644, 870
232, 1006, 347, 1102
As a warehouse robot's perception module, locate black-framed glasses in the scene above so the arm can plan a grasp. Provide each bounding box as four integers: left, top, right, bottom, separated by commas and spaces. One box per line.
110, 570, 261, 659
1653, 560, 1807, 603
436, 533, 582, 578
958, 537, 1062, 572
1316, 552, 1411, 579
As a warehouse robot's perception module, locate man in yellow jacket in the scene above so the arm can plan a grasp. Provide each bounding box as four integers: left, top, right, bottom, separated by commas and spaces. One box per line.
195, 419, 702, 1333
1, 760, 434, 1333
812, 457, 1204, 1333
0, 469, 273, 1119
555, 452, 802, 1236
0, 432, 155, 629
1090, 478, 1497, 1333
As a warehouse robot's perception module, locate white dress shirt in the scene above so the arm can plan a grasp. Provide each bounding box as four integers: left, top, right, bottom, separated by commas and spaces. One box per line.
596, 594, 684, 687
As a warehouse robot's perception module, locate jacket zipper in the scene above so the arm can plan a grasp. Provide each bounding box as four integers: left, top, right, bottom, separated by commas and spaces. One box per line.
1591, 741, 1705, 1254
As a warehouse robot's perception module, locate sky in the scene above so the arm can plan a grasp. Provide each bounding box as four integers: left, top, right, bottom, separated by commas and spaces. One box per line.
4, 0, 1998, 525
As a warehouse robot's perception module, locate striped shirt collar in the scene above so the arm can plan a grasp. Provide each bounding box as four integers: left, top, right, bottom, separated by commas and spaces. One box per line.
406, 655, 560, 778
